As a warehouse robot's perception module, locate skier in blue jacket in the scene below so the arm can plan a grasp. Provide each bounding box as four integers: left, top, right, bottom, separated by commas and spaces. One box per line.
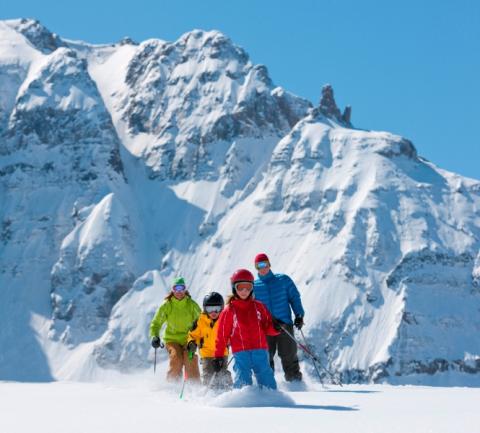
253, 253, 305, 382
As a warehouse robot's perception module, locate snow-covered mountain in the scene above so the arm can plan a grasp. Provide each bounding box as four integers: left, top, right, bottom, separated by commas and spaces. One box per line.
1, 18, 479, 384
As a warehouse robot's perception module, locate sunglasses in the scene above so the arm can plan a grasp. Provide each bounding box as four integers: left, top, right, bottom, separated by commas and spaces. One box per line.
256, 261, 269, 269
172, 284, 186, 292
205, 305, 223, 314
235, 282, 253, 292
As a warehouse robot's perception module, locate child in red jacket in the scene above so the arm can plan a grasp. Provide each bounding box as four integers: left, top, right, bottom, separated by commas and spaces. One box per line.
213, 269, 278, 389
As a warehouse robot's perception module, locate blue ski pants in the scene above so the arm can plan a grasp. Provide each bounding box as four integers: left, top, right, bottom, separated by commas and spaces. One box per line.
232, 349, 277, 390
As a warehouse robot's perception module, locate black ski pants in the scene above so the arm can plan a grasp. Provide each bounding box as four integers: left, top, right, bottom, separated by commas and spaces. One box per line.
201, 356, 233, 389
267, 324, 302, 382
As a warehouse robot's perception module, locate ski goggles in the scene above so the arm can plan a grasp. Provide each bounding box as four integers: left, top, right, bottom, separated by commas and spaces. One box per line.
234, 282, 253, 292
205, 305, 223, 314
255, 261, 269, 270
172, 284, 186, 292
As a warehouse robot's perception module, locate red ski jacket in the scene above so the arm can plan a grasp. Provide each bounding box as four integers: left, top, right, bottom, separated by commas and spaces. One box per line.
215, 297, 279, 357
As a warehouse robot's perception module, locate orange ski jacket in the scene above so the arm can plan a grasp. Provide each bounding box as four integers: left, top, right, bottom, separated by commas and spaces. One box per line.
188, 312, 228, 358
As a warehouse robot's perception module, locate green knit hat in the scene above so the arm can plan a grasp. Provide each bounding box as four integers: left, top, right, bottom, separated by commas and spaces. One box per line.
172, 276, 186, 287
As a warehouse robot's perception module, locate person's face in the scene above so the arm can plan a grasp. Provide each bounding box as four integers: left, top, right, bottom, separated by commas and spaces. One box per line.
172, 284, 186, 300
235, 281, 253, 300
205, 305, 222, 319
208, 311, 220, 320
256, 261, 270, 276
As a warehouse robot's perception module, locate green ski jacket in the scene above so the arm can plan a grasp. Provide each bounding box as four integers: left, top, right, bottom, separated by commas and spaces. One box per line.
150, 296, 201, 345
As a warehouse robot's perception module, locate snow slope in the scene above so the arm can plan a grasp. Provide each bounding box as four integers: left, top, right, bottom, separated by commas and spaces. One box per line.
0, 18, 479, 385
0, 380, 479, 433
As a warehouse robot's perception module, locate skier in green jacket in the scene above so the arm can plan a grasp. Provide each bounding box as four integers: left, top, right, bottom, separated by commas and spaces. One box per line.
150, 277, 201, 382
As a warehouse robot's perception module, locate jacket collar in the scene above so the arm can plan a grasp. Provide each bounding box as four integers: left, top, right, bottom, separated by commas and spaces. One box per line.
200, 312, 217, 326
259, 270, 275, 282
230, 297, 254, 309
171, 296, 188, 305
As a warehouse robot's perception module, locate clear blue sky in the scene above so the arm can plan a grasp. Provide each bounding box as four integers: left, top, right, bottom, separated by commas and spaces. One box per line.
2, 0, 479, 179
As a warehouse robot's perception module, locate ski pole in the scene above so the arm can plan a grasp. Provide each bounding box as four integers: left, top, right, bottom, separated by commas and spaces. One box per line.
299, 329, 343, 386
295, 328, 341, 386
179, 369, 188, 399
153, 347, 157, 375
279, 324, 325, 386
207, 371, 218, 390
153, 340, 165, 375
282, 324, 338, 385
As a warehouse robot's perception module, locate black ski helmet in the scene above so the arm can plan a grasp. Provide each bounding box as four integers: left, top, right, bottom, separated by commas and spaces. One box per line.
203, 292, 224, 309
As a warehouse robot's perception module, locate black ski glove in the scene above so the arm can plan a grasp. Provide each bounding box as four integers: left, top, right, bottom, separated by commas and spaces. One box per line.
294, 316, 304, 330
212, 357, 224, 373
272, 317, 284, 331
151, 336, 164, 349
186, 341, 197, 355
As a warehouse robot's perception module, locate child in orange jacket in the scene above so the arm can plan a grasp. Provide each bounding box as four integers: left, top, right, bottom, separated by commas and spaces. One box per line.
187, 292, 233, 389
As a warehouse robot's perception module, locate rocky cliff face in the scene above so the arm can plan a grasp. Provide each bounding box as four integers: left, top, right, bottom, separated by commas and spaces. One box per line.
106, 29, 311, 180
6, 18, 66, 54
0, 20, 126, 374
1, 19, 479, 384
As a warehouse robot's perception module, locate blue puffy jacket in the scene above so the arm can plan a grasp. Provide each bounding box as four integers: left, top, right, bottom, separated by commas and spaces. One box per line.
253, 271, 304, 325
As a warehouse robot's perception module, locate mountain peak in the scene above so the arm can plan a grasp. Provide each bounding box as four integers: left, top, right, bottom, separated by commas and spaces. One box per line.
118, 36, 138, 46
6, 18, 65, 54
179, 28, 231, 46
176, 28, 250, 63
119, 29, 310, 179
314, 83, 352, 126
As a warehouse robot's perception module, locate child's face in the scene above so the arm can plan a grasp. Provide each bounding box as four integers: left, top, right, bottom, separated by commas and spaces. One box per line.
172, 284, 187, 300
208, 311, 220, 320
173, 290, 186, 300
235, 282, 253, 300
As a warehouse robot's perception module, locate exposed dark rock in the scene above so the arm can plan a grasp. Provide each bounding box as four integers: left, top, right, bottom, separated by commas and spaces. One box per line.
402, 311, 419, 325
12, 18, 65, 54
342, 105, 352, 125
1, 219, 12, 244
319, 84, 342, 120
340, 359, 394, 383
387, 251, 474, 289
108, 148, 125, 176
118, 37, 138, 46
377, 138, 417, 159
396, 358, 480, 376
0, 163, 35, 177
311, 84, 353, 126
